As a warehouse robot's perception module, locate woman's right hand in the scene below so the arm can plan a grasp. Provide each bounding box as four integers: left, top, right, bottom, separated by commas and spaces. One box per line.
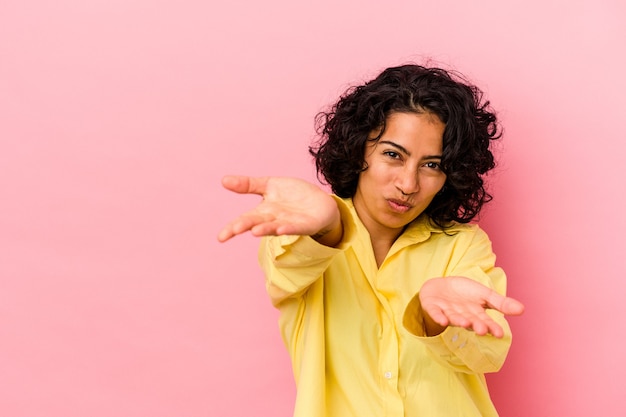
217, 176, 342, 246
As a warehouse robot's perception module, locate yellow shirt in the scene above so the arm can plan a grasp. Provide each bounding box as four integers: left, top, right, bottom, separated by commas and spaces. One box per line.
259, 198, 512, 417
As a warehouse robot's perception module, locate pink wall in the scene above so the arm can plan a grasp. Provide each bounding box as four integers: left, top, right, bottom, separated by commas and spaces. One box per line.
1, 1, 624, 416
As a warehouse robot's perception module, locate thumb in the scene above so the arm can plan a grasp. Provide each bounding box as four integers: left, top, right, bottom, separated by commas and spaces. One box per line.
222, 176, 269, 195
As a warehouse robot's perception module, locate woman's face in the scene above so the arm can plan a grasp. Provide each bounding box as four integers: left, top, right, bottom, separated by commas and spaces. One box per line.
352, 111, 447, 240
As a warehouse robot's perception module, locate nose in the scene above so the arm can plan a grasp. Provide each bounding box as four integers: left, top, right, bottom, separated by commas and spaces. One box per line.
395, 169, 419, 195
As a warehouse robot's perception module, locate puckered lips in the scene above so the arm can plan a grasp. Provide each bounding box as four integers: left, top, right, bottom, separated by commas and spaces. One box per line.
386, 197, 413, 213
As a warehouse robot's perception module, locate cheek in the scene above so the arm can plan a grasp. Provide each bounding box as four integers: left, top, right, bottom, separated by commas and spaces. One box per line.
437, 176, 447, 190
363, 165, 392, 185
422, 176, 446, 195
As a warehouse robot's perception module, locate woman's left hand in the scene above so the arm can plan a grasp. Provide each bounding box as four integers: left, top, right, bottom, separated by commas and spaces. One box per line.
419, 277, 525, 338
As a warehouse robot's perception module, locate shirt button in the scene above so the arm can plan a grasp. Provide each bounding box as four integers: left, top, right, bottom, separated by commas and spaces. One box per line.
384, 371, 393, 379
451, 334, 459, 342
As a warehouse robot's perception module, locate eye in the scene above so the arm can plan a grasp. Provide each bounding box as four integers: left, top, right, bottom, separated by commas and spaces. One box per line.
424, 161, 442, 170
383, 150, 401, 159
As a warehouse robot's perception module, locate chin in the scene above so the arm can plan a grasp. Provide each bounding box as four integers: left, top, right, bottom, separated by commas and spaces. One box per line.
383, 217, 412, 230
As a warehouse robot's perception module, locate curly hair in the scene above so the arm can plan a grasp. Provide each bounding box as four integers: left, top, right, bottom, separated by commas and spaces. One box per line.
309, 64, 501, 228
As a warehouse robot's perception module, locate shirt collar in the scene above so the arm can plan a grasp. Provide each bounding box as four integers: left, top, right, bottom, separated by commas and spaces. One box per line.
342, 197, 465, 247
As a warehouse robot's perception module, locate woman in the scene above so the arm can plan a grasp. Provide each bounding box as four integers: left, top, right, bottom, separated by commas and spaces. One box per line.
218, 64, 524, 417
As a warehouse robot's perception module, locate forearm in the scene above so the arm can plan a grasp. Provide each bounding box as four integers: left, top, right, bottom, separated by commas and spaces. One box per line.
260, 234, 340, 305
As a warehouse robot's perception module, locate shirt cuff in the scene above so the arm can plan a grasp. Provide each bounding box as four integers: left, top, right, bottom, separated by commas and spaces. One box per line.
402, 292, 501, 372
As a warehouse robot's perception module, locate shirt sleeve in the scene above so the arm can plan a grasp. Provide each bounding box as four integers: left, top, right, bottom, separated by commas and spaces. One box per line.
258, 196, 357, 306
402, 226, 513, 374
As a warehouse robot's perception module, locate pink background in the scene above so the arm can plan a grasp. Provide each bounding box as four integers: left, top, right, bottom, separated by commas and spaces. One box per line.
1, 0, 624, 416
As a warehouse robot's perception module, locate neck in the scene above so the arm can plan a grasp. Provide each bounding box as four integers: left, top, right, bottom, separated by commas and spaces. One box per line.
354, 211, 404, 268
371, 236, 396, 268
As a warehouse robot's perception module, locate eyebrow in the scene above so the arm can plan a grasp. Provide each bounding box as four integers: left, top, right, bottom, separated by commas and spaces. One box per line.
378, 140, 442, 160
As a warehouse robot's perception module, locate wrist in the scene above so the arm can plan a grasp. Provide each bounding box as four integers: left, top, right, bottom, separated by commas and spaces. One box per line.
312, 215, 342, 247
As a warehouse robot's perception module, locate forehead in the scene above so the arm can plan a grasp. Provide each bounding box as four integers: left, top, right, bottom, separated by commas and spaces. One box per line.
370, 111, 444, 137
371, 112, 445, 148
387, 110, 444, 127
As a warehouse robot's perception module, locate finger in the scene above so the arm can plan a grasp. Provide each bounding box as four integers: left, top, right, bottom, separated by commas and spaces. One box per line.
217, 227, 235, 242
250, 221, 292, 237
501, 297, 525, 316
486, 322, 504, 338
221, 175, 270, 196
484, 292, 525, 316
472, 314, 502, 337
217, 224, 242, 243
217, 212, 275, 242
467, 309, 504, 338
424, 305, 451, 327
217, 223, 247, 242
442, 309, 471, 329
469, 320, 489, 336
441, 305, 500, 337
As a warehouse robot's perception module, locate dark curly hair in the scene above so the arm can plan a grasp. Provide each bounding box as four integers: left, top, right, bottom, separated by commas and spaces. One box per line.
309, 64, 501, 228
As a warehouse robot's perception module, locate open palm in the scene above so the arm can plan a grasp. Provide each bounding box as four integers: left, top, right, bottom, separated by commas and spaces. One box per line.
419, 276, 524, 337
217, 176, 340, 243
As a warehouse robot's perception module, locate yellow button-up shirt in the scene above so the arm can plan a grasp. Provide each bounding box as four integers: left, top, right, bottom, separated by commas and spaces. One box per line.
259, 198, 512, 417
